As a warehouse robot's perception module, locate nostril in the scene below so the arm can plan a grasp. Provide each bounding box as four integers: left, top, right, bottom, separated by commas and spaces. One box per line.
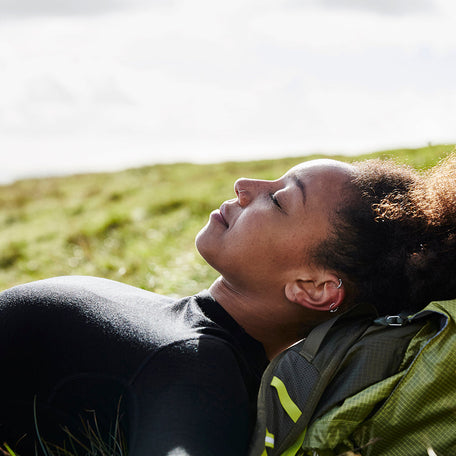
234, 178, 250, 196
237, 190, 249, 207
234, 178, 244, 196
234, 178, 254, 207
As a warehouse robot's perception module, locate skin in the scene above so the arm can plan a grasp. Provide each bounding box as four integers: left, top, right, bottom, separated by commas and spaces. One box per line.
196, 159, 355, 358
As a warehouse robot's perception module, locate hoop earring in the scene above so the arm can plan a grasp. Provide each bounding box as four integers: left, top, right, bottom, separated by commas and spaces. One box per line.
336, 278, 343, 289
329, 302, 338, 313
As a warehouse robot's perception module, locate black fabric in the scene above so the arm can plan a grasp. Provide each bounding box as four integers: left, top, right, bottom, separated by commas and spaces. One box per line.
0, 276, 268, 456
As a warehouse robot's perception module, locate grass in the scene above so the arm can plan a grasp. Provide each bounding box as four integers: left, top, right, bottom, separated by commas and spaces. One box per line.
0, 143, 454, 298
0, 400, 126, 456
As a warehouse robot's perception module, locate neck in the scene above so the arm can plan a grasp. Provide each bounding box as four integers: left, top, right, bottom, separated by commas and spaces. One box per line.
209, 276, 314, 359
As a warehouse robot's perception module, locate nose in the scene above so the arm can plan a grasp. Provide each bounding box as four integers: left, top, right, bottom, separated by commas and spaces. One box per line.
234, 178, 261, 207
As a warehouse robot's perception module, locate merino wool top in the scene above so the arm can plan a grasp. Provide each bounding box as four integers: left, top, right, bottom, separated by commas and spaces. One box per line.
0, 276, 268, 456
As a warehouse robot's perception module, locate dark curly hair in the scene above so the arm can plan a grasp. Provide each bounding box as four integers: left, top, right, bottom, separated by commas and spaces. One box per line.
314, 153, 456, 316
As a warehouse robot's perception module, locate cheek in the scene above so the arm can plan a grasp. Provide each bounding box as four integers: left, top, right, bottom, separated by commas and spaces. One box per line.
268, 225, 318, 269
229, 217, 273, 250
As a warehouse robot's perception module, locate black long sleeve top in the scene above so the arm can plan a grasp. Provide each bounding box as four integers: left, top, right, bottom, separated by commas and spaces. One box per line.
0, 276, 268, 456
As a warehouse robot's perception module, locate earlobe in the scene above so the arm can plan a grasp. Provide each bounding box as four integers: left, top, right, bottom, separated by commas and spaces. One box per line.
285, 275, 345, 312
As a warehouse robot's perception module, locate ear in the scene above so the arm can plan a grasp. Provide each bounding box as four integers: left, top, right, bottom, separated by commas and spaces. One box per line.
284, 272, 344, 313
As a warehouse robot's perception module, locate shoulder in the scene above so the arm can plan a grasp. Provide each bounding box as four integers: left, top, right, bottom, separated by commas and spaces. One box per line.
0, 275, 174, 319
1, 276, 173, 305
0, 276, 178, 346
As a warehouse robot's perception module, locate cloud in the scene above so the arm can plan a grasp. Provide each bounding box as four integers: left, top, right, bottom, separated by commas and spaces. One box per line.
283, 0, 438, 16
319, 0, 437, 16
251, 5, 456, 54
0, 0, 173, 18
27, 76, 74, 104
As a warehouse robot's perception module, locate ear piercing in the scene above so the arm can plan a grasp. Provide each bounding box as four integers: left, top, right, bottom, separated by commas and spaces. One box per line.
329, 279, 343, 312
329, 302, 339, 313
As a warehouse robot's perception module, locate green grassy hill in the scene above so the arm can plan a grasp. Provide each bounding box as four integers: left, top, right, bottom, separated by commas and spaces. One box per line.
0, 143, 454, 296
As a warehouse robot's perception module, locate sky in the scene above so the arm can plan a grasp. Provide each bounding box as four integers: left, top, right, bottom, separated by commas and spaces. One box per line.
1, 0, 455, 183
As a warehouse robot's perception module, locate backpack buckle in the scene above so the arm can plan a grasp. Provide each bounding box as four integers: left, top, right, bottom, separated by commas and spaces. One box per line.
374, 314, 410, 327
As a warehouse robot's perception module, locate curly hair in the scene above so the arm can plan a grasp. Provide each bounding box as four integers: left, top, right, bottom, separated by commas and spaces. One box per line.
314, 153, 456, 315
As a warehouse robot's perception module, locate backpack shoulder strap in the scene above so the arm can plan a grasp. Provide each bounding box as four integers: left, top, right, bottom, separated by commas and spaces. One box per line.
249, 304, 376, 456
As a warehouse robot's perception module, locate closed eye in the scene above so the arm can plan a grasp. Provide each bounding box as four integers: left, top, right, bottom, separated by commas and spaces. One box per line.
269, 192, 281, 209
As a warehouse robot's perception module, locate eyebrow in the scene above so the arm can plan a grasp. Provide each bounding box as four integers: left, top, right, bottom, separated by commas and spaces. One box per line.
293, 176, 306, 206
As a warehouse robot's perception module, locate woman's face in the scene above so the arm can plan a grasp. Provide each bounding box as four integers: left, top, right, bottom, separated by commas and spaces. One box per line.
196, 159, 354, 293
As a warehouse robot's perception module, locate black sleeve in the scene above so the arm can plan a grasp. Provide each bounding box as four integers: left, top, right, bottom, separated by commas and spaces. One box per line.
126, 337, 252, 456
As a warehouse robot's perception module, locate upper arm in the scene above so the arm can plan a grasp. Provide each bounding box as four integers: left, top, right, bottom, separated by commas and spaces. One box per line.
127, 338, 252, 456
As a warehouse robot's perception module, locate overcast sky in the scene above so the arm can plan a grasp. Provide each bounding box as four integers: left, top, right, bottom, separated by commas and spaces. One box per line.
1, 0, 455, 182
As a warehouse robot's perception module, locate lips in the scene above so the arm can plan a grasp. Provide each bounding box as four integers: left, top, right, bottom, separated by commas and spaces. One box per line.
219, 203, 229, 227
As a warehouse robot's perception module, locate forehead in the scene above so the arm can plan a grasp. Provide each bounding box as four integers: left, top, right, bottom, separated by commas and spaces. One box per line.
285, 159, 355, 209
286, 159, 355, 179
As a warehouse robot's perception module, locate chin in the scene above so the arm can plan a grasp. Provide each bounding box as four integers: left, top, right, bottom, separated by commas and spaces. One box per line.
195, 227, 220, 271
195, 225, 210, 258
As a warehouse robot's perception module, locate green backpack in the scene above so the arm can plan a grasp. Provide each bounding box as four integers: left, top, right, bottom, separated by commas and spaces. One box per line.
249, 299, 456, 456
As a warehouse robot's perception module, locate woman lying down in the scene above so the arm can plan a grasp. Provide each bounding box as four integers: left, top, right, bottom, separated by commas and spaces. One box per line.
1, 154, 455, 456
